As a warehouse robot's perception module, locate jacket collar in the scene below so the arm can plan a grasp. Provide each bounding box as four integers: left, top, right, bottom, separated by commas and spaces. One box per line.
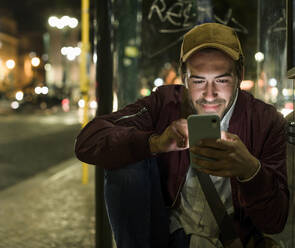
228, 90, 249, 132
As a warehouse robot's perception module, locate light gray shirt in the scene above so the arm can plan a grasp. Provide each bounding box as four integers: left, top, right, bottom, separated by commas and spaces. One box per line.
169, 90, 238, 248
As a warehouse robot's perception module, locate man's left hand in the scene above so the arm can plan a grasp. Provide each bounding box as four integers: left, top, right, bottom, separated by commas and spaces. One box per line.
190, 131, 260, 180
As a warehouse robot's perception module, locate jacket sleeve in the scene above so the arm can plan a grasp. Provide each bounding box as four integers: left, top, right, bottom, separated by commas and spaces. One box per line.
75, 91, 161, 169
237, 109, 289, 234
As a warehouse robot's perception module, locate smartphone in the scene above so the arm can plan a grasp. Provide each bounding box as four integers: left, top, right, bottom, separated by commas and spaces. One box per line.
187, 114, 221, 169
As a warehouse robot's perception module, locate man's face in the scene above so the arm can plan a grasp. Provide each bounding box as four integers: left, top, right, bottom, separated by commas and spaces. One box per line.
185, 49, 239, 118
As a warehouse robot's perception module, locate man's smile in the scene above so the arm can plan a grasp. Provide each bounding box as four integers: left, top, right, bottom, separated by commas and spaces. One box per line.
201, 103, 221, 112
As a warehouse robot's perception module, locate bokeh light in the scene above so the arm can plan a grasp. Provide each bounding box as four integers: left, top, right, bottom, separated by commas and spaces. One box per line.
31, 57, 40, 67
6, 59, 15, 69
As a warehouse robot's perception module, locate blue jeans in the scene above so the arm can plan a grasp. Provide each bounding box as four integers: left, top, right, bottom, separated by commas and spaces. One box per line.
104, 158, 190, 248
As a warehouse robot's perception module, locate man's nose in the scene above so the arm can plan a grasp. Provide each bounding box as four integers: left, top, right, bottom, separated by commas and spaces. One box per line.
202, 83, 217, 101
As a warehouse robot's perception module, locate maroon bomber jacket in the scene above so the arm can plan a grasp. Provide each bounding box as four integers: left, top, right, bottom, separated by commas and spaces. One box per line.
75, 85, 289, 244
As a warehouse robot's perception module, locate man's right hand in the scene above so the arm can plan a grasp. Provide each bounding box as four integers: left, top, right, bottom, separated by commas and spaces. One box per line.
149, 119, 189, 154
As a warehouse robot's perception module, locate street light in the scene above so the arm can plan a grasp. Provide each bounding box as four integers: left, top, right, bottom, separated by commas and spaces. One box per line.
48, 16, 59, 27
255, 52, 264, 62
48, 16, 79, 29
30, 56, 41, 84
47, 15, 79, 92
6, 59, 15, 69
31, 57, 41, 67
254, 51, 264, 99
154, 77, 164, 87
15, 91, 24, 101
44, 63, 52, 71
61, 46, 81, 61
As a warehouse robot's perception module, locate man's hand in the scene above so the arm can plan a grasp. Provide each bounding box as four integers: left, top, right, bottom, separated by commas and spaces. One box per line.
149, 119, 189, 154
190, 131, 260, 180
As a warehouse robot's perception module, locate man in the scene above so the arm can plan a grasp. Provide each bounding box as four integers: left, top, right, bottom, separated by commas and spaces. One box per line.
75, 23, 289, 247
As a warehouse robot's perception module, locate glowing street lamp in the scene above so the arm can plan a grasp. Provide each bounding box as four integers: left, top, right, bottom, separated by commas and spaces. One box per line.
48, 15, 79, 29
255, 52, 264, 62
61, 46, 81, 61
48, 16, 59, 27
6, 59, 15, 69
154, 78, 164, 87
31, 57, 40, 67
15, 91, 24, 101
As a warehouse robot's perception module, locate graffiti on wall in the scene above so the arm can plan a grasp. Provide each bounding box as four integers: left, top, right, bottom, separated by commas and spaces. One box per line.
147, 0, 196, 33
143, 0, 248, 59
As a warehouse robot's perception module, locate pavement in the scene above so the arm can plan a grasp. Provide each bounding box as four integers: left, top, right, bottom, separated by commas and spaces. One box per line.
0, 158, 96, 248
0, 137, 293, 248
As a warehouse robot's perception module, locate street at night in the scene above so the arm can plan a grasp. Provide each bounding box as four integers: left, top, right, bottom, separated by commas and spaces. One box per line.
0, 108, 96, 248
0, 109, 81, 190
0, 0, 294, 247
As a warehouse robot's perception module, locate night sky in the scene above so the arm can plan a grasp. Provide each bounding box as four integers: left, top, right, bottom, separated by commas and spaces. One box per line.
0, 0, 81, 33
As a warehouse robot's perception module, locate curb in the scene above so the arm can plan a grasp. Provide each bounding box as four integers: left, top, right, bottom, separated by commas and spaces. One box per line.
0, 157, 92, 199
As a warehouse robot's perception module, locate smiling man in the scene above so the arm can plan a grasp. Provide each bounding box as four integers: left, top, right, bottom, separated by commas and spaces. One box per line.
186, 49, 237, 116
75, 23, 289, 248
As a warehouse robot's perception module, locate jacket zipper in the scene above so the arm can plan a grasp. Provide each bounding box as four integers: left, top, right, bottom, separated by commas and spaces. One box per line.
170, 166, 189, 208
114, 107, 148, 124
170, 181, 183, 209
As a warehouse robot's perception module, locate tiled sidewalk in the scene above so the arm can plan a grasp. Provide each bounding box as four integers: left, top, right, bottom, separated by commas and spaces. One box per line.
0, 155, 292, 247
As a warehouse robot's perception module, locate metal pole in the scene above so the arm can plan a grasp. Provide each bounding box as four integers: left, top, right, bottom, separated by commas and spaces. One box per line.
256, 0, 261, 98
96, 0, 113, 115
95, 0, 113, 247
81, 0, 90, 184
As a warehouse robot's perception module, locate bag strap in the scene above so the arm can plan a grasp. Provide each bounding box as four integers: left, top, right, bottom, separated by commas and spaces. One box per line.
196, 170, 243, 247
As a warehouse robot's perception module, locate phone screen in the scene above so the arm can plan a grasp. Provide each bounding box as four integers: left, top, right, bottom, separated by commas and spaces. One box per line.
187, 114, 221, 168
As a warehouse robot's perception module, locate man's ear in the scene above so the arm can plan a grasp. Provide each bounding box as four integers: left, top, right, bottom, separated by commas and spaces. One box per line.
182, 67, 190, 88
182, 73, 188, 88
179, 62, 188, 88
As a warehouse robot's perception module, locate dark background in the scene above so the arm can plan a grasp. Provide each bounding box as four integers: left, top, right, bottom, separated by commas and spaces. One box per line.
0, 0, 81, 32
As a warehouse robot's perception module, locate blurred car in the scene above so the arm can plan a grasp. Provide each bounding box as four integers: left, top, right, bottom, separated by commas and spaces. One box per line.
11, 89, 62, 112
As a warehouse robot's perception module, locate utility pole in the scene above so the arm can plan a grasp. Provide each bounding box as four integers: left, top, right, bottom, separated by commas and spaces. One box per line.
80, 0, 90, 185
95, 0, 113, 247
